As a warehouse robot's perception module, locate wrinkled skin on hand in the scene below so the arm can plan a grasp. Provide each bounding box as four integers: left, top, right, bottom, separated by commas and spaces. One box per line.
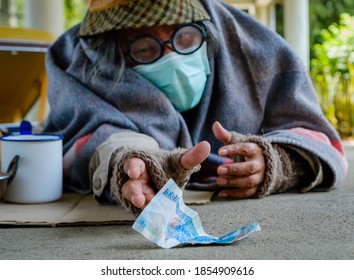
212, 121, 265, 199
122, 121, 265, 209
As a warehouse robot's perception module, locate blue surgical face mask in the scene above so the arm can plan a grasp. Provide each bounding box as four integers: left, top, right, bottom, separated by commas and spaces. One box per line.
133, 43, 210, 112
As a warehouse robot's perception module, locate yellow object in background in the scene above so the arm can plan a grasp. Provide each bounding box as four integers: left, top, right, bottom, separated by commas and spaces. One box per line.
0, 26, 54, 123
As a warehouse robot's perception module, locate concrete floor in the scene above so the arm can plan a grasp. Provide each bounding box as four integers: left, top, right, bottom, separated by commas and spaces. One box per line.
0, 144, 353, 260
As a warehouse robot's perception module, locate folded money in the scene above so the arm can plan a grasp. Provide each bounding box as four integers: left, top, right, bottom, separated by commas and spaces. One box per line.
133, 179, 261, 249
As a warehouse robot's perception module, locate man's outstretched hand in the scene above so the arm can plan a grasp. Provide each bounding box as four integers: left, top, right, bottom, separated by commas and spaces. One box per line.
212, 121, 265, 198
122, 141, 211, 209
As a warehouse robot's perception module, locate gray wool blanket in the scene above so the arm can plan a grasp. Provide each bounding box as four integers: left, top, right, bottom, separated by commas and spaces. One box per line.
43, 0, 347, 193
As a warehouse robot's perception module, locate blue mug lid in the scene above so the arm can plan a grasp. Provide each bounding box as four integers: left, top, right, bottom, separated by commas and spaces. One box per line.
0, 120, 63, 142
20, 120, 32, 135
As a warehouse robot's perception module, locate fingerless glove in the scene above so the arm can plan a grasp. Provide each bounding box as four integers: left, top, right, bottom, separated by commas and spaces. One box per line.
230, 132, 314, 197
109, 147, 200, 214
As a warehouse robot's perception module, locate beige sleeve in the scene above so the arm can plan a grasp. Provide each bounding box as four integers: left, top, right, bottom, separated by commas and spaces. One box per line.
285, 146, 324, 193
89, 132, 159, 196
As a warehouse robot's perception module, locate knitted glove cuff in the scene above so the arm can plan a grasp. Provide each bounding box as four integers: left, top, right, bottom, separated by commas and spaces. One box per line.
109, 147, 200, 214
230, 132, 307, 197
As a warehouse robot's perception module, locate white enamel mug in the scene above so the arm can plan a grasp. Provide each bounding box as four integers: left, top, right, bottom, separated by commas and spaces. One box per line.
0, 121, 63, 203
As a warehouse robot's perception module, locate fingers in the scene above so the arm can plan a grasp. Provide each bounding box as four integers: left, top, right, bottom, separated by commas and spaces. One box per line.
180, 141, 210, 170
213, 134, 265, 199
217, 162, 261, 199
122, 180, 145, 208
122, 157, 154, 209
217, 172, 263, 189
218, 142, 262, 159
217, 160, 263, 177
123, 158, 146, 180
212, 121, 232, 144
217, 142, 264, 183
122, 180, 155, 209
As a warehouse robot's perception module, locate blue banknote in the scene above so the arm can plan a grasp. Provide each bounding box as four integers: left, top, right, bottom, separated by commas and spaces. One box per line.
133, 179, 261, 249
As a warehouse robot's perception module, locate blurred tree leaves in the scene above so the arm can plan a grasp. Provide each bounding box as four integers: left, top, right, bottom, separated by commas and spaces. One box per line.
310, 0, 354, 57
311, 13, 354, 137
64, 0, 87, 30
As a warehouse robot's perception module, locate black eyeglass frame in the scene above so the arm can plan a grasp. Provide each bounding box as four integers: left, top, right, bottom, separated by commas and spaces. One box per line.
125, 23, 208, 65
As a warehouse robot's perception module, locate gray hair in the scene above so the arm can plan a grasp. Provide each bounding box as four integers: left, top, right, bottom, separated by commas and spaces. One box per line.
82, 20, 220, 85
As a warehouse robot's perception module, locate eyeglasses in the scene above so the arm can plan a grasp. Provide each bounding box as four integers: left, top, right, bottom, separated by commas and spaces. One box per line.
125, 23, 207, 65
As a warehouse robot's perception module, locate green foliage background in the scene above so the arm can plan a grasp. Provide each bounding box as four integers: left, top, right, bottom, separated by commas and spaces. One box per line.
64, 0, 87, 30
310, 0, 354, 58
311, 13, 354, 137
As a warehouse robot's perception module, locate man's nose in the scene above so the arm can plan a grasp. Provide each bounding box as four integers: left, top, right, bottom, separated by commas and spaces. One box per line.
162, 43, 174, 56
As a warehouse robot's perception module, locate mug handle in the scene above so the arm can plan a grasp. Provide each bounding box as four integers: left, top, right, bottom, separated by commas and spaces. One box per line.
6, 155, 20, 186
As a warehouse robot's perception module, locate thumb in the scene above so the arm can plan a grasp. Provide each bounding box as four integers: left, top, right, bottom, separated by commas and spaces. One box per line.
180, 141, 210, 170
212, 121, 232, 144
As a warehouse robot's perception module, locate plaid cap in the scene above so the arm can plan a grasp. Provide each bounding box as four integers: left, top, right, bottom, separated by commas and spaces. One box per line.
79, 0, 211, 36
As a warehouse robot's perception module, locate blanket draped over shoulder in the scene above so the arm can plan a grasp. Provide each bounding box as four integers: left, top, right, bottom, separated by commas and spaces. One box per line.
43, 0, 347, 193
